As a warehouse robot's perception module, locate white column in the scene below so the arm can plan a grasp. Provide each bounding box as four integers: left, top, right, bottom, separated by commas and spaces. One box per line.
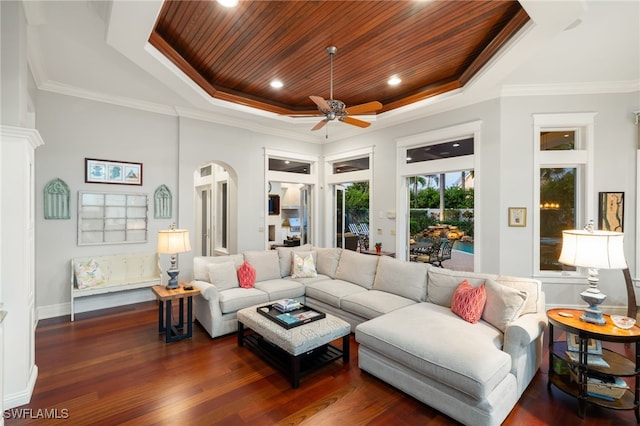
1, 126, 42, 409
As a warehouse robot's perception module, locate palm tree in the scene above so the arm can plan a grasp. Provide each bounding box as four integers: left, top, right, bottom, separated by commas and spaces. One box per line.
408, 176, 426, 207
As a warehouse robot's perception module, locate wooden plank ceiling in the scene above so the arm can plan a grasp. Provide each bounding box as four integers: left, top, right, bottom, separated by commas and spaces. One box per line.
149, 0, 529, 116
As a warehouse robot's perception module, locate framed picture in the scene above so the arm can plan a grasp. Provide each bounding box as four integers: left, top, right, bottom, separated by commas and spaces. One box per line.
508, 207, 526, 227
85, 158, 142, 186
598, 191, 624, 232
566, 333, 602, 355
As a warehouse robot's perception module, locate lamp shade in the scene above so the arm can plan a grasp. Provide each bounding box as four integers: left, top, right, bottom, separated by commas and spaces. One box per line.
558, 229, 627, 269
157, 228, 191, 254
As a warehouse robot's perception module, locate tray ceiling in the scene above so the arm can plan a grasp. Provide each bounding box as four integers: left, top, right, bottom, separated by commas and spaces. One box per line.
149, 0, 529, 116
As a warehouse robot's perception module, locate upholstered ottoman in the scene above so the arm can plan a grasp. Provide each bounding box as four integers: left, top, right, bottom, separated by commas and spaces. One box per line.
237, 305, 351, 388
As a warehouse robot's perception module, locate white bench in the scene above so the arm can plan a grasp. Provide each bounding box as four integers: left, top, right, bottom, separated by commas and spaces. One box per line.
71, 252, 161, 321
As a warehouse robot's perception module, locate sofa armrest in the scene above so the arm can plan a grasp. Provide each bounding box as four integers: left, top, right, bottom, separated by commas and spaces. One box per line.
192, 280, 220, 302
504, 312, 548, 353
503, 311, 549, 395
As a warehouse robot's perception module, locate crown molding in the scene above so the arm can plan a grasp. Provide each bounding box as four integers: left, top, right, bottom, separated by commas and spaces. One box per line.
173, 106, 320, 144
501, 79, 640, 97
36, 80, 178, 116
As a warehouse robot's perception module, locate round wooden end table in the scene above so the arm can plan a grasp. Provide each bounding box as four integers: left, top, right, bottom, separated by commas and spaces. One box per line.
547, 308, 640, 423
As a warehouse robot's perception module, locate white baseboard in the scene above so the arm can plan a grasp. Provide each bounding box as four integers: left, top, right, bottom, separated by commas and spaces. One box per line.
4, 365, 38, 410
37, 289, 155, 320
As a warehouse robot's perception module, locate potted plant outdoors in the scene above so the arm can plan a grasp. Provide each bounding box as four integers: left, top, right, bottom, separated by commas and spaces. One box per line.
375, 242, 382, 254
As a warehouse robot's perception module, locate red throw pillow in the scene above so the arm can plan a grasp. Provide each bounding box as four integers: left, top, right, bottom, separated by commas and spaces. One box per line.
451, 280, 486, 324
237, 261, 256, 288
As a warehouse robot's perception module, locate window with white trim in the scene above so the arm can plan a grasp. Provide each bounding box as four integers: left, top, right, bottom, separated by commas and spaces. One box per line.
533, 113, 595, 275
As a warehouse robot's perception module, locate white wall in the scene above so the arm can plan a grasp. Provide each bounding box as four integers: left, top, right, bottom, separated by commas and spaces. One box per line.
499, 92, 639, 309
33, 87, 639, 317
35, 91, 179, 318
176, 116, 322, 281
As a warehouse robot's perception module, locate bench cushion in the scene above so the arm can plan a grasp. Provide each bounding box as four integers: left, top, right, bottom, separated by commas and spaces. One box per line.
355, 303, 510, 400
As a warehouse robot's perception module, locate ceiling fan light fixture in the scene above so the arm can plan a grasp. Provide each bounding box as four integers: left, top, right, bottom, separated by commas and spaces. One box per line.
388, 75, 402, 86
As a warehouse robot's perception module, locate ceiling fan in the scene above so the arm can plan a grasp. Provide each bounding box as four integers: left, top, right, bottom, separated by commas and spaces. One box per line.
309, 46, 382, 132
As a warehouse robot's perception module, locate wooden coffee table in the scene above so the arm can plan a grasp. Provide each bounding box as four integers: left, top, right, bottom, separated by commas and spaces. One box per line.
237, 304, 351, 388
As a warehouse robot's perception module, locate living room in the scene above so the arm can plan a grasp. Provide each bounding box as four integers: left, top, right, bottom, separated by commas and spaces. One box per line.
1, 0, 639, 424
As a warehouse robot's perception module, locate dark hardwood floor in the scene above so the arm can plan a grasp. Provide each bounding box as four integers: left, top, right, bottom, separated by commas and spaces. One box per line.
5, 301, 637, 425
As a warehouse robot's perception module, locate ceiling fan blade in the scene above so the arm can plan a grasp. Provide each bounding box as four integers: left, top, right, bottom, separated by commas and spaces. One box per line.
311, 119, 328, 131
346, 101, 383, 115
309, 95, 331, 111
341, 116, 371, 128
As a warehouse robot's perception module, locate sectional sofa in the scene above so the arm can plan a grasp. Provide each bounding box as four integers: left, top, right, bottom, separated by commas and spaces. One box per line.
191, 245, 547, 426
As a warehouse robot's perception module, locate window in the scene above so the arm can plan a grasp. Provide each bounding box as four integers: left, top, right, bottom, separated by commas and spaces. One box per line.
396, 121, 480, 266
78, 191, 148, 245
533, 114, 595, 275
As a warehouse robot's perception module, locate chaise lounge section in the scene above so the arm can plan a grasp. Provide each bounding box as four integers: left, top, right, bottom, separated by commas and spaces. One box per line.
191, 246, 546, 426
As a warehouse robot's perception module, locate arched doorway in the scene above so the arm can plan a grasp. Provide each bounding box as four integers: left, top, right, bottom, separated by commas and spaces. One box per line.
194, 161, 238, 256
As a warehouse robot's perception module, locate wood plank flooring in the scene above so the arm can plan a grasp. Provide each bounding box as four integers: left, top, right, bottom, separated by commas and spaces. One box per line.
4, 301, 636, 425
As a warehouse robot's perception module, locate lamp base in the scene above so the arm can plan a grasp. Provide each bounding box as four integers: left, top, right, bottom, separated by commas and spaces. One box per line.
580, 287, 606, 326
166, 269, 180, 290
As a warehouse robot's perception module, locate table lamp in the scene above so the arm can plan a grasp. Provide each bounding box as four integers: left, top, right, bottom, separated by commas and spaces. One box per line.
558, 221, 627, 325
157, 225, 191, 289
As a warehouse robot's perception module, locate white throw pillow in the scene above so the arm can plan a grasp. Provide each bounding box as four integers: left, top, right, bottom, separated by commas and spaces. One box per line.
275, 244, 312, 277
207, 262, 239, 291
482, 279, 528, 332
291, 252, 317, 278
74, 259, 105, 289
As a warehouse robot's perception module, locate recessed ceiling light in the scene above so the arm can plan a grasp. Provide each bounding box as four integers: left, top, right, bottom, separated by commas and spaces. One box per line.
270, 80, 283, 89
388, 75, 401, 86
216, 0, 238, 7
452, 143, 460, 147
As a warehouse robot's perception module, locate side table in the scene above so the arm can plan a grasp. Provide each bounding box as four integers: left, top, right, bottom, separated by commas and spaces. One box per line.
151, 283, 200, 343
547, 308, 640, 422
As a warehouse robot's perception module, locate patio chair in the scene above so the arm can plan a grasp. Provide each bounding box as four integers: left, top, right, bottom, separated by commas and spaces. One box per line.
415, 240, 441, 264
431, 240, 452, 267
359, 223, 370, 236
348, 223, 361, 235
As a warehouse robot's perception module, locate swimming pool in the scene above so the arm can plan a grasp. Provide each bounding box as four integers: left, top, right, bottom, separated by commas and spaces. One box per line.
453, 240, 474, 254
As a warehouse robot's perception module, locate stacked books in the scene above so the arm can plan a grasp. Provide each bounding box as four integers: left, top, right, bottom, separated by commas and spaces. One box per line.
273, 299, 302, 313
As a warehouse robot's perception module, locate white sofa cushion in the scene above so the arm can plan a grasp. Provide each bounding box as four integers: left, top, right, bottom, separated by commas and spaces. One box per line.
314, 247, 342, 278
355, 302, 510, 400
243, 250, 281, 282
427, 267, 492, 307
341, 290, 416, 319
373, 256, 428, 302
254, 278, 305, 301
335, 250, 379, 289
207, 262, 239, 291
218, 287, 269, 314
275, 244, 312, 277
305, 279, 367, 308
193, 254, 244, 282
